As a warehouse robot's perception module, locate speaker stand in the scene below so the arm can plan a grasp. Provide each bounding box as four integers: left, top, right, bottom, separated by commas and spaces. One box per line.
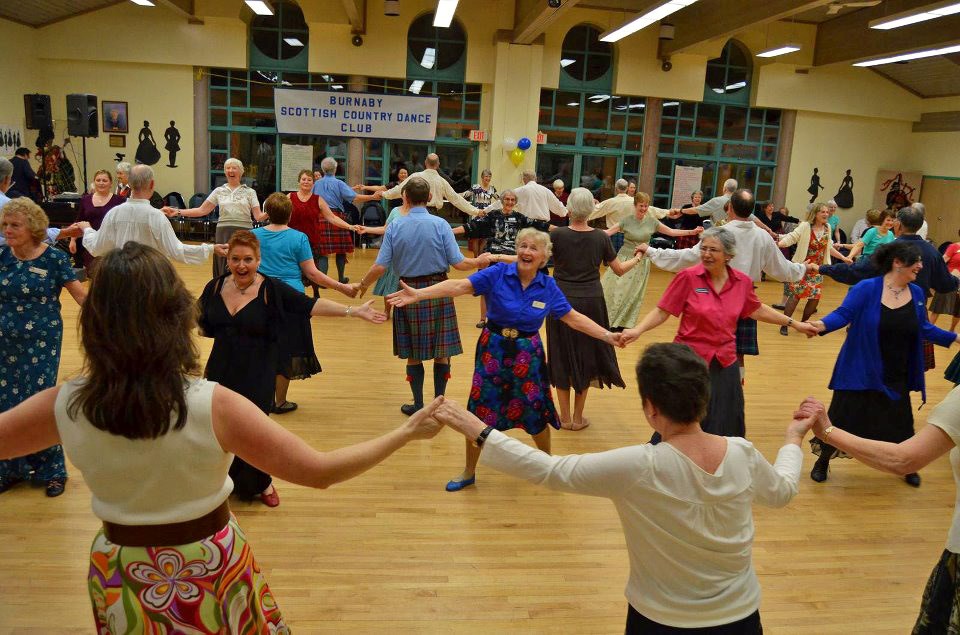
81, 137, 88, 195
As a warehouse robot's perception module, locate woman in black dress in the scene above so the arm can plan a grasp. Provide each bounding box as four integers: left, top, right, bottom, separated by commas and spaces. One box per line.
547, 187, 643, 430
198, 230, 386, 506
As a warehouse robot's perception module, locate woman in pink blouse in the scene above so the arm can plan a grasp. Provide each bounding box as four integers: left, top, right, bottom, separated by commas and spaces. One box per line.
624, 227, 817, 437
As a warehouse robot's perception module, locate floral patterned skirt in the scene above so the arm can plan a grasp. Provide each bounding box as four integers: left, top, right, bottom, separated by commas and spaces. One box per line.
466, 328, 559, 436
88, 517, 288, 634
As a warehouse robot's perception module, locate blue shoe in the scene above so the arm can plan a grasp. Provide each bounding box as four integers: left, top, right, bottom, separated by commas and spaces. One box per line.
445, 476, 476, 492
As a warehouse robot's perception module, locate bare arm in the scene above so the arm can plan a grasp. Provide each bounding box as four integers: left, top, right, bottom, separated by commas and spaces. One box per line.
213, 387, 444, 489
387, 278, 475, 306
164, 200, 216, 218
558, 309, 619, 346
847, 241, 865, 261
317, 195, 355, 231
606, 255, 641, 276
300, 259, 358, 297
63, 280, 87, 306
750, 304, 819, 336
604, 223, 620, 237
358, 264, 387, 297
0, 387, 62, 460
829, 245, 852, 263
656, 222, 702, 238
452, 255, 491, 271
620, 307, 672, 345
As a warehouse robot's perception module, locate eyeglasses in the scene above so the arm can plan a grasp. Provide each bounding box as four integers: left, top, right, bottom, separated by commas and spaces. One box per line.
700, 246, 725, 254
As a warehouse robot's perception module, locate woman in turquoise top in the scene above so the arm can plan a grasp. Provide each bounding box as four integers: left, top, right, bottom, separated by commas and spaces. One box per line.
249, 193, 361, 413
847, 209, 895, 261
357, 202, 409, 320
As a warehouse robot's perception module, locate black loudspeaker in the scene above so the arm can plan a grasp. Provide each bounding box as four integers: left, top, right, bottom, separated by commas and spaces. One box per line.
67, 93, 99, 138
23, 94, 52, 130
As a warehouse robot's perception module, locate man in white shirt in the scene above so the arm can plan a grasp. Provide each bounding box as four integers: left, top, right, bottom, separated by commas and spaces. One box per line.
81, 164, 219, 264
486, 170, 568, 221
383, 153, 479, 217
679, 178, 776, 239
639, 189, 810, 378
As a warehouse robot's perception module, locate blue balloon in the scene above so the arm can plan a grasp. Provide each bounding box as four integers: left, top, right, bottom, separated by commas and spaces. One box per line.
517, 137, 532, 151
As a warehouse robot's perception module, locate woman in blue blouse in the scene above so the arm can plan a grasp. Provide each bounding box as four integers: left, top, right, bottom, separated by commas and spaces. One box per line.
809, 241, 959, 485
251, 193, 361, 413
388, 228, 622, 491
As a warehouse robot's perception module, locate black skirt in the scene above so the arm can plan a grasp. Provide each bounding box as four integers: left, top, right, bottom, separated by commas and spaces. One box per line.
812, 387, 913, 458
546, 292, 624, 392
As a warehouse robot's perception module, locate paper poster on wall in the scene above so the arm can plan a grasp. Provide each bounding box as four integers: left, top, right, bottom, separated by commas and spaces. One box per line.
0, 124, 24, 157
670, 165, 704, 209
874, 170, 921, 210
280, 144, 314, 192
274, 88, 439, 141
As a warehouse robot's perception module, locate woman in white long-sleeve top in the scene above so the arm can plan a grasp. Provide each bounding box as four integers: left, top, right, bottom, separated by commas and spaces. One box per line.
433, 342, 812, 634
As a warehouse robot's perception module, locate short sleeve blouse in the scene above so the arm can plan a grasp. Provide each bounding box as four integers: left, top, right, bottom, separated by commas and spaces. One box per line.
469, 262, 572, 332
206, 184, 259, 228
251, 227, 313, 292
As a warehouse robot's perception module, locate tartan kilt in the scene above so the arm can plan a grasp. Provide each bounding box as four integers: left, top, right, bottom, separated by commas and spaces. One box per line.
924, 340, 936, 372
735, 317, 759, 357
674, 234, 699, 250
393, 273, 463, 360
316, 210, 354, 255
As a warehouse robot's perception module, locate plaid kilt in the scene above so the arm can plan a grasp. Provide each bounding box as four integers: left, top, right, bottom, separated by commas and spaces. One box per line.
674, 234, 699, 250
393, 273, 463, 360
317, 210, 354, 255
735, 317, 759, 357
924, 340, 936, 372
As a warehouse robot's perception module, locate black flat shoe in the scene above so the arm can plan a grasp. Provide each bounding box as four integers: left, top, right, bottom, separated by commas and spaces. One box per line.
779, 326, 789, 336
772, 304, 786, 310
45, 478, 67, 497
904, 473, 922, 487
400, 403, 422, 416
0, 476, 23, 494
810, 463, 829, 482
272, 401, 298, 414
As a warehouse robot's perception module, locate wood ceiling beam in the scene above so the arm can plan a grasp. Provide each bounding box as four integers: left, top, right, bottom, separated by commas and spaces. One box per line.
155, 0, 204, 24
814, 0, 960, 66
341, 0, 365, 33
512, 0, 583, 45
660, 0, 833, 57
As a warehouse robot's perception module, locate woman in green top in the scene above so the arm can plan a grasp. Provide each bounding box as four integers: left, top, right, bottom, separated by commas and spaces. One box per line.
847, 209, 895, 261
600, 192, 702, 329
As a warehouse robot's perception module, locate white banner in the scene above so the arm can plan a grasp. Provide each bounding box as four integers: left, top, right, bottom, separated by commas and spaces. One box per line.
274, 88, 438, 141
671, 165, 704, 209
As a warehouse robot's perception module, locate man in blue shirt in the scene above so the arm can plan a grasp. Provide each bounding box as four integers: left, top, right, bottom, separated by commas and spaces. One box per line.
357, 176, 490, 415
312, 157, 381, 284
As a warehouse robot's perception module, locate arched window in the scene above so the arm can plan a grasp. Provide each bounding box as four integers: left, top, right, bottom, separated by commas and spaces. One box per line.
559, 24, 613, 91
406, 12, 467, 82
249, 0, 308, 70
703, 40, 751, 105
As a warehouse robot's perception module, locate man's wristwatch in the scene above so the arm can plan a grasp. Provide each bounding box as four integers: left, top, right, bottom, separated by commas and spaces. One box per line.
474, 425, 495, 448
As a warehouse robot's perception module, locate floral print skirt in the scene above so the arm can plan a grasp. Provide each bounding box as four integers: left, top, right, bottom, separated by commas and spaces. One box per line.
88, 517, 288, 634
466, 328, 560, 436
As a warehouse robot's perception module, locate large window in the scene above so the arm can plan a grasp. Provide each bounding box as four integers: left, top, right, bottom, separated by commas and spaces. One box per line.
653, 40, 780, 208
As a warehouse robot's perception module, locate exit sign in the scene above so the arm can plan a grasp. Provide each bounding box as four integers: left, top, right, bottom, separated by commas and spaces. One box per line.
536, 132, 547, 144
469, 129, 487, 142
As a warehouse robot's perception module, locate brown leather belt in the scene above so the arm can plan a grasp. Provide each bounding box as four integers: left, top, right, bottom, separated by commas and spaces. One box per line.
102, 501, 231, 547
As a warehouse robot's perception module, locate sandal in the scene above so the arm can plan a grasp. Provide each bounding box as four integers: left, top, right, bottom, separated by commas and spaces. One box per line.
273, 401, 298, 414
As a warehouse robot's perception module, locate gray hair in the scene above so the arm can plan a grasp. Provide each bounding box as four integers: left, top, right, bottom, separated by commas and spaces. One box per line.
224, 157, 245, 175
115, 161, 131, 174
566, 187, 595, 222
701, 226, 736, 256
425, 153, 440, 168
0, 157, 12, 183
552, 179, 564, 189
515, 227, 552, 260
911, 201, 925, 216
320, 157, 337, 175
128, 164, 154, 191
522, 169, 537, 183
722, 178, 737, 194
480, 168, 492, 179
615, 178, 629, 193
500, 188, 517, 202
897, 205, 924, 233
826, 199, 837, 209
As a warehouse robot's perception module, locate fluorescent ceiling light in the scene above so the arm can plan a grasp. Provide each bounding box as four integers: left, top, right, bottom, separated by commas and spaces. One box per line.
615, 104, 645, 110
870, 1, 960, 30
245, 1, 273, 16
853, 43, 960, 66
433, 0, 459, 28
332, 85, 344, 90
130, 0, 155, 5
283, 38, 304, 46
560, 58, 576, 68
567, 102, 579, 106
421, 47, 436, 69
663, 101, 679, 107
757, 44, 801, 58
409, 80, 425, 94
599, 0, 699, 43
589, 94, 611, 102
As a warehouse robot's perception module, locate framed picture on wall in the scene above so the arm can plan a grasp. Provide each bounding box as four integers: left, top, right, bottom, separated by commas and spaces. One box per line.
108, 134, 125, 148
102, 101, 128, 133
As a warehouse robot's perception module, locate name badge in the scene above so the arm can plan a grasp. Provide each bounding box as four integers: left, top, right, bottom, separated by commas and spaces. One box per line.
531, 300, 546, 309
694, 287, 709, 294
28, 266, 48, 277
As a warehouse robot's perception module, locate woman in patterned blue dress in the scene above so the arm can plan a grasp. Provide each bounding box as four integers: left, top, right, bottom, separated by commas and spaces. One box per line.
387, 228, 621, 492
0, 198, 86, 496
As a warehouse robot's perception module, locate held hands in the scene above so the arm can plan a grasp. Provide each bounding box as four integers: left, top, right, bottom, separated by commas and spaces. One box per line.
351, 299, 387, 324
213, 244, 229, 258
619, 327, 642, 346
475, 252, 494, 268
354, 224, 367, 234
339, 282, 361, 299
432, 398, 487, 439
790, 320, 820, 337
793, 397, 830, 438
804, 263, 818, 275
402, 396, 446, 441
692, 226, 704, 235
603, 331, 626, 349
633, 243, 649, 257
386, 281, 420, 307
161, 206, 178, 218
59, 222, 86, 238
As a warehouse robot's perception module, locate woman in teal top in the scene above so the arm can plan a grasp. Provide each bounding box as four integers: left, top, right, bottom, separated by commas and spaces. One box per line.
847, 209, 895, 261
249, 193, 361, 412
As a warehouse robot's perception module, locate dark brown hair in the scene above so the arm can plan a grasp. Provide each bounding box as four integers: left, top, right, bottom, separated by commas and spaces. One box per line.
873, 240, 921, 274
68, 243, 201, 439
227, 229, 261, 259
264, 191, 293, 225
635, 343, 709, 424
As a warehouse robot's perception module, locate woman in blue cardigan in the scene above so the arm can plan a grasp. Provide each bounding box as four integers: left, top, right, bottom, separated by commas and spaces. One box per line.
809, 241, 959, 486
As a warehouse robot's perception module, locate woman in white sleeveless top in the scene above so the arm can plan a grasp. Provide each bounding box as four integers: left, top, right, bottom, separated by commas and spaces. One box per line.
0, 242, 443, 634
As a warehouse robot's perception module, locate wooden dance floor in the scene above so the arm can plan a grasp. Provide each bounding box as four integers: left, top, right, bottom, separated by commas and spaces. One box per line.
2, 247, 956, 633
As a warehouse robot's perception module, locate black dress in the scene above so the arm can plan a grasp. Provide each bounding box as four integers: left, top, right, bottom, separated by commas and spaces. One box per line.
815, 302, 917, 458
198, 274, 318, 499
546, 227, 625, 392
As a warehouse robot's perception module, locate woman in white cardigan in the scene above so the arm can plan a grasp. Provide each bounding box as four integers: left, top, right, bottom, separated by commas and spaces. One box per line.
776, 202, 852, 335
433, 342, 812, 633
